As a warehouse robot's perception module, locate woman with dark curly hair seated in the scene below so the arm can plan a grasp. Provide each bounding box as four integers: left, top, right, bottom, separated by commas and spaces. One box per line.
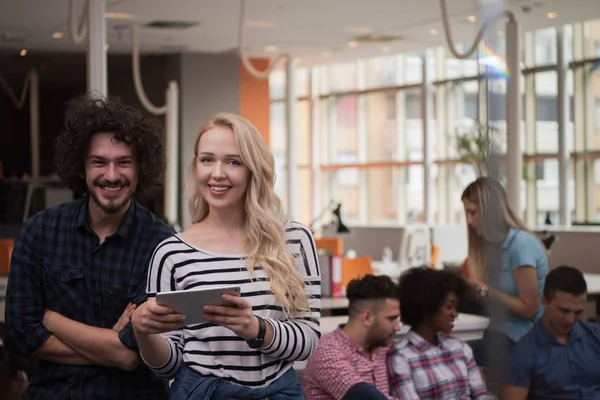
387, 267, 493, 400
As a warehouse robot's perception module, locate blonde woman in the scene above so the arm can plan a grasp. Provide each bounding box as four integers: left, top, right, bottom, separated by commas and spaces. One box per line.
461, 177, 548, 382
131, 113, 320, 399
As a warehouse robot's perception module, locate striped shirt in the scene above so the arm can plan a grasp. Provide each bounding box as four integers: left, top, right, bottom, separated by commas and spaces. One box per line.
143, 220, 321, 387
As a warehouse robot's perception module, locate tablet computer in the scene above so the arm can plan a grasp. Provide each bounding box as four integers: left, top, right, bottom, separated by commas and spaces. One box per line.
155, 286, 241, 325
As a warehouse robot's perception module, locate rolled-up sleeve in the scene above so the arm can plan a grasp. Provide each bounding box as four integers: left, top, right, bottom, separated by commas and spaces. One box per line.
5, 216, 52, 355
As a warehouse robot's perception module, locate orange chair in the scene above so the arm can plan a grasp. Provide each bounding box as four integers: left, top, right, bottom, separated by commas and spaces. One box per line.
0, 239, 15, 276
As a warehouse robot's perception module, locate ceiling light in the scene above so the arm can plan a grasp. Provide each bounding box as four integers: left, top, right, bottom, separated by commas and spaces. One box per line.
546, 12, 558, 19
348, 41, 358, 48
246, 21, 277, 28
322, 51, 330, 57
429, 28, 438, 35
53, 32, 64, 39
264, 45, 278, 52
104, 44, 110, 50
382, 45, 391, 53
344, 26, 373, 34
466, 15, 476, 22
20, 49, 27, 56
105, 12, 133, 20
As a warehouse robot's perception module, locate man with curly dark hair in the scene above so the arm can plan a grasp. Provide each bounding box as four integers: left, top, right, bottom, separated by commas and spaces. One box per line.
303, 274, 401, 400
388, 267, 493, 399
5, 94, 174, 400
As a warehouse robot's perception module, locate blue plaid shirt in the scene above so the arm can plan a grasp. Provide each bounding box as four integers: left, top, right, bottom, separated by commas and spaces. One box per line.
5, 197, 174, 400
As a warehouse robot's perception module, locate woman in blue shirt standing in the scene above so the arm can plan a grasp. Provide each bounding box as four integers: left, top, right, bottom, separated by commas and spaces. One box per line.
461, 177, 548, 391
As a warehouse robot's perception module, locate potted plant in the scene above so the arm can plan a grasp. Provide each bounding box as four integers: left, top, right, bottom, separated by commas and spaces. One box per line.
454, 121, 504, 178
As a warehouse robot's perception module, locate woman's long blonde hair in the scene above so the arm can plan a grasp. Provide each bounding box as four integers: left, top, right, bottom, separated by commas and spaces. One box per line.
461, 177, 545, 280
186, 113, 309, 317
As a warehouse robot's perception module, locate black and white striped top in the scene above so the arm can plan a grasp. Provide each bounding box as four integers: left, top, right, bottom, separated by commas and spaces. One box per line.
143, 221, 321, 387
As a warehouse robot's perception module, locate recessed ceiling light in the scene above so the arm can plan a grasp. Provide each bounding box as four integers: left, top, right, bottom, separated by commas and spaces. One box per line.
348, 41, 358, 48
264, 45, 278, 52
382, 45, 391, 53
105, 12, 133, 20
104, 44, 110, 50
429, 28, 438, 35
246, 21, 277, 28
546, 12, 558, 19
344, 26, 373, 34
466, 15, 476, 22
20, 49, 27, 56
53, 32, 64, 39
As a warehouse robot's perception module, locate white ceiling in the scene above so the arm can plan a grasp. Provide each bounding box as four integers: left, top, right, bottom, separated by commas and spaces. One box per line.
1, 0, 600, 67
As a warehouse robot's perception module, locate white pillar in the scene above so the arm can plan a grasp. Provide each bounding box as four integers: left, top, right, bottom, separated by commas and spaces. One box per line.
87, 0, 107, 96
421, 50, 434, 224
505, 18, 522, 215
29, 69, 40, 178
286, 58, 298, 219
164, 81, 179, 227
556, 27, 570, 226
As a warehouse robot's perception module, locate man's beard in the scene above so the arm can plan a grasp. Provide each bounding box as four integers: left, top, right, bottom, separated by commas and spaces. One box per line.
88, 178, 133, 214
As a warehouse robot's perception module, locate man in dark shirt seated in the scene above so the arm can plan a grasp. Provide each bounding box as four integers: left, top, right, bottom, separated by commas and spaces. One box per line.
503, 265, 600, 399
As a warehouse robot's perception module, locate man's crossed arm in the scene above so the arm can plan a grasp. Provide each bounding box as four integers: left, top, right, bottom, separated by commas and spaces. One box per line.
34, 304, 139, 371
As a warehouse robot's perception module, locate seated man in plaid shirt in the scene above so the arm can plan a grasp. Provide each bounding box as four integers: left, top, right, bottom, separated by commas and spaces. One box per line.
5, 95, 174, 400
388, 267, 493, 399
303, 274, 401, 400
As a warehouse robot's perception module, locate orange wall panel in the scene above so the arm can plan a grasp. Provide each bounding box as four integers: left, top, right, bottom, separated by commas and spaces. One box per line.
239, 58, 270, 145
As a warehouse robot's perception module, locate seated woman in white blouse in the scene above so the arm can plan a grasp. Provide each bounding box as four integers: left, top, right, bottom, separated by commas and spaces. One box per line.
387, 267, 493, 400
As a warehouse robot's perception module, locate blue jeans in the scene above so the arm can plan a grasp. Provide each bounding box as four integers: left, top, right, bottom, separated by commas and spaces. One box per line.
168, 364, 305, 400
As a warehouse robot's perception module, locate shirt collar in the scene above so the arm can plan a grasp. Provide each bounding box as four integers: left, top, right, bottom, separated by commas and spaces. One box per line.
501, 228, 520, 251
334, 327, 391, 357
334, 327, 363, 353
406, 330, 447, 351
75, 196, 136, 239
534, 319, 583, 346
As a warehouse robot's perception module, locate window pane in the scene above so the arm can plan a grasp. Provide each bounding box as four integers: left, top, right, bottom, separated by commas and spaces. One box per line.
403, 88, 423, 161
535, 159, 575, 225
296, 100, 311, 165
365, 91, 396, 162
329, 62, 356, 92
295, 68, 309, 98
325, 95, 359, 164
366, 55, 396, 88
297, 168, 313, 225
446, 46, 480, 79
585, 19, 600, 58
269, 69, 286, 100
270, 102, 287, 208
591, 159, 600, 222
405, 165, 424, 221
366, 168, 398, 222
535, 27, 557, 65
322, 170, 360, 223
534, 71, 558, 153
402, 53, 423, 84
445, 80, 479, 160
589, 69, 600, 150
